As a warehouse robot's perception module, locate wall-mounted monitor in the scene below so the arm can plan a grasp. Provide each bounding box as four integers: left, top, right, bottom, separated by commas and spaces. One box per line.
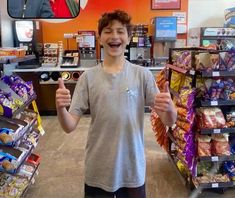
154, 16, 177, 41
14, 20, 34, 42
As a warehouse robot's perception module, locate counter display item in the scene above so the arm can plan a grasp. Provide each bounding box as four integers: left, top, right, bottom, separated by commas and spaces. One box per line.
152, 47, 235, 192
71, 72, 80, 81
0, 75, 36, 118
61, 71, 71, 81
61, 50, 79, 68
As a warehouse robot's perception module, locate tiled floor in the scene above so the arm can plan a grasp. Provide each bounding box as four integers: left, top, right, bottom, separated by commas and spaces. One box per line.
24, 114, 235, 198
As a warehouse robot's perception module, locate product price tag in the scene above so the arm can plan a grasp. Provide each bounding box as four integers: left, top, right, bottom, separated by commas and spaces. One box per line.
211, 101, 218, 106
211, 156, 219, 161
189, 70, 195, 75
213, 129, 221, 134
212, 72, 220, 77
212, 183, 219, 188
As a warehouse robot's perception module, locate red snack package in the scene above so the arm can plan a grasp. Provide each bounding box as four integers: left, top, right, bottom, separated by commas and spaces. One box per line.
198, 107, 226, 129
211, 134, 230, 156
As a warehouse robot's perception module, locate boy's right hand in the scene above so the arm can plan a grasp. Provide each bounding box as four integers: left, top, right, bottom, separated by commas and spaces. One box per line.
56, 78, 71, 109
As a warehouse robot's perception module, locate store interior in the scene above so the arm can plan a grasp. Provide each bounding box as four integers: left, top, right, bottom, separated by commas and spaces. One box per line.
0, 0, 235, 197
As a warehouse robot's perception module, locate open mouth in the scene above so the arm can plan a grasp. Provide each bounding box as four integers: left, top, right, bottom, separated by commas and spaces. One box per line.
108, 43, 122, 48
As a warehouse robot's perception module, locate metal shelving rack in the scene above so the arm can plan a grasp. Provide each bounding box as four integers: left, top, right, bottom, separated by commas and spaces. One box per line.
0, 55, 41, 197
166, 48, 235, 193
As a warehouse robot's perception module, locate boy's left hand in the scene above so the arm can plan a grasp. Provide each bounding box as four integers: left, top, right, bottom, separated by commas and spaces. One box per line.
154, 81, 174, 112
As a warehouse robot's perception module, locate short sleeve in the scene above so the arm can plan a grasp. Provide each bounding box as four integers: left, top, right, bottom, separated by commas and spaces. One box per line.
69, 72, 89, 116
144, 69, 159, 107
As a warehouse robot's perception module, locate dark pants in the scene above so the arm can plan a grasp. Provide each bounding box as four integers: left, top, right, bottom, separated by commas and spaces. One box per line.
84, 183, 146, 198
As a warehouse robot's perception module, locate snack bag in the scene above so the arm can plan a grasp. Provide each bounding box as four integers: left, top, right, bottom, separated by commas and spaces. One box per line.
197, 134, 211, 157
211, 134, 230, 156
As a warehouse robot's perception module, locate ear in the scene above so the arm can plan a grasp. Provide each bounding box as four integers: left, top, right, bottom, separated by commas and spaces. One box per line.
97, 35, 103, 46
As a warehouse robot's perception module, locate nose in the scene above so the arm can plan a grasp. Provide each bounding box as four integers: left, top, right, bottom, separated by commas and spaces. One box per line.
111, 31, 119, 39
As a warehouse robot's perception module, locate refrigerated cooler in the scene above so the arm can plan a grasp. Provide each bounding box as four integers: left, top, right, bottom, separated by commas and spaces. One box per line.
188, 27, 235, 50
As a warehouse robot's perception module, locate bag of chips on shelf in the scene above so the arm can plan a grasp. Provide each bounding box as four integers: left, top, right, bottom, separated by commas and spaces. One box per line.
173, 126, 192, 142
223, 161, 235, 181
195, 52, 217, 71
220, 50, 235, 71
170, 71, 184, 92
150, 110, 168, 151
197, 134, 211, 157
176, 119, 194, 132
211, 134, 230, 156
156, 68, 168, 92
197, 161, 213, 175
177, 106, 195, 123
225, 108, 235, 127
176, 51, 192, 70
197, 107, 226, 129
176, 87, 196, 109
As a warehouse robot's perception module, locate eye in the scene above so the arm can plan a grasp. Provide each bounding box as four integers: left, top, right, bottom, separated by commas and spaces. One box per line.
118, 29, 126, 34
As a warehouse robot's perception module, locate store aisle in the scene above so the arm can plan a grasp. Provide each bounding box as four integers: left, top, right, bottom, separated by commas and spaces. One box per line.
24, 114, 235, 198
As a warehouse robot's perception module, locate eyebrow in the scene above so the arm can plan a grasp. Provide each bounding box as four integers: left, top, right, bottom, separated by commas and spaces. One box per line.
104, 27, 126, 30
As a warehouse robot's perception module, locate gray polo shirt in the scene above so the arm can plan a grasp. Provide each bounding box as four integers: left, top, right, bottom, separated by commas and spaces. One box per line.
69, 60, 158, 192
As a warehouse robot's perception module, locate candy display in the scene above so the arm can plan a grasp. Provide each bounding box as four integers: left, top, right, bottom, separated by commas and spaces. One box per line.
1, 75, 34, 101
0, 89, 23, 117
171, 49, 235, 72
165, 48, 235, 189
0, 173, 29, 197
203, 79, 235, 101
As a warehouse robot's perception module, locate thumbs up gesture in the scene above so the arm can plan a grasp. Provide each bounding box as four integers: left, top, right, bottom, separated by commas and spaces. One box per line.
154, 81, 174, 112
56, 78, 71, 109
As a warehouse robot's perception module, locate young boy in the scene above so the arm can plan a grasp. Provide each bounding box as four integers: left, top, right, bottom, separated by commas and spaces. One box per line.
56, 10, 177, 198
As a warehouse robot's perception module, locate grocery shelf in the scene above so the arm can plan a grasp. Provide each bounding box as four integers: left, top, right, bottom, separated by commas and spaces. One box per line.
0, 145, 34, 174
20, 163, 40, 197
200, 127, 235, 135
198, 155, 235, 162
12, 94, 37, 117
9, 55, 36, 64
194, 181, 234, 189
167, 152, 188, 186
200, 100, 235, 107
167, 64, 196, 75
201, 70, 235, 77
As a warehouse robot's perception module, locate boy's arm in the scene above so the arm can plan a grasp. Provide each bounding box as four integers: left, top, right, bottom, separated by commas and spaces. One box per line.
57, 107, 80, 133
154, 82, 177, 127
56, 78, 80, 133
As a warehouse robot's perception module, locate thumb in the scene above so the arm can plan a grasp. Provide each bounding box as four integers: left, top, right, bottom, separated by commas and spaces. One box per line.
163, 81, 170, 93
58, 78, 66, 89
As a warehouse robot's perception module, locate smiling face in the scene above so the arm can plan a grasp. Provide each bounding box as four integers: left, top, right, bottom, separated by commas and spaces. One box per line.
99, 20, 130, 59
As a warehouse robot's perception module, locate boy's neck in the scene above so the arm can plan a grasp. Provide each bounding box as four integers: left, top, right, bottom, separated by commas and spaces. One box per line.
102, 57, 125, 73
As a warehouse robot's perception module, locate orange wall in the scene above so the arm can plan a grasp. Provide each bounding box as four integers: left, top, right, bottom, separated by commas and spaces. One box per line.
41, 0, 188, 49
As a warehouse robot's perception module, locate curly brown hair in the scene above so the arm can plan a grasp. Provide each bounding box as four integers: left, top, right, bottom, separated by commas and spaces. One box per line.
98, 10, 132, 36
